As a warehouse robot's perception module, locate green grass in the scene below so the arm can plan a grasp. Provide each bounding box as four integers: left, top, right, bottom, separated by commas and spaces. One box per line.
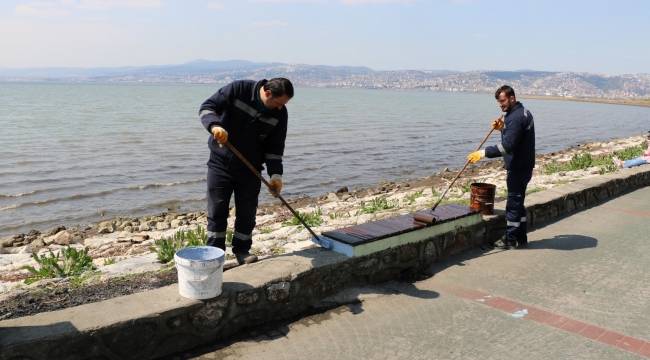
402, 189, 424, 205
542, 142, 646, 175
103, 257, 117, 266
282, 207, 323, 228
22, 246, 94, 284
461, 180, 483, 193
356, 196, 399, 215
525, 187, 545, 195
149, 225, 209, 264
260, 227, 272, 234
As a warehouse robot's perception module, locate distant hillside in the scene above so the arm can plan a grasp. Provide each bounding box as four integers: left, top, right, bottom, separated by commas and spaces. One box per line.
1, 61, 648, 99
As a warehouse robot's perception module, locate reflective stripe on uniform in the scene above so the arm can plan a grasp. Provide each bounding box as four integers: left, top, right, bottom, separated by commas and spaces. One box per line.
234, 231, 253, 240
497, 143, 508, 155
207, 231, 227, 238
526, 120, 534, 130
521, 216, 527, 222
506, 221, 520, 227
200, 109, 216, 119
265, 153, 283, 160
259, 117, 279, 126
234, 99, 258, 117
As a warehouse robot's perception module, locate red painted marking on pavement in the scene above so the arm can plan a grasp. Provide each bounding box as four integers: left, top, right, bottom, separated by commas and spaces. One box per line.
442, 284, 650, 358
610, 208, 650, 218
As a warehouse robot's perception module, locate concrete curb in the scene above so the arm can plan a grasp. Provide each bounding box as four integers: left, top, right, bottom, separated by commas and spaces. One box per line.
2, 167, 650, 360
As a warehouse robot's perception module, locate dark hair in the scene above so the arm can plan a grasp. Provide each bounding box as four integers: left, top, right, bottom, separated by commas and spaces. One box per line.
494, 85, 515, 99
264, 78, 294, 98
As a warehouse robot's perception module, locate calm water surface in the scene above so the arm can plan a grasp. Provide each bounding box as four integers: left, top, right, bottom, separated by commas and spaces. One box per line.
2, 82, 649, 237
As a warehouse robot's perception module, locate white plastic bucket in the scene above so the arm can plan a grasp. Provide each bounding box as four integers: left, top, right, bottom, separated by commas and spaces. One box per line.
174, 246, 226, 300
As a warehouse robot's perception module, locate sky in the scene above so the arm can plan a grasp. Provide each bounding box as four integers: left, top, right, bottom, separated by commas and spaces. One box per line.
1, 0, 649, 74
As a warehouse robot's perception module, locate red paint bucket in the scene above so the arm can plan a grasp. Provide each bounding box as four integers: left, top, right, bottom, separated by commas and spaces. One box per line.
469, 183, 496, 215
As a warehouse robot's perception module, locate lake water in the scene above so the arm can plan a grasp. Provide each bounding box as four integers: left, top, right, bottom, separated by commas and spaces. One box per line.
2, 82, 649, 237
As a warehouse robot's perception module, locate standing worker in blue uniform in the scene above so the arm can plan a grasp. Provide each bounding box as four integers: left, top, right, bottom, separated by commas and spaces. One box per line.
199, 78, 294, 264
467, 85, 535, 249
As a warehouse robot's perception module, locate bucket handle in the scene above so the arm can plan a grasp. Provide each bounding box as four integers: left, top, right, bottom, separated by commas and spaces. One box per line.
177, 265, 222, 283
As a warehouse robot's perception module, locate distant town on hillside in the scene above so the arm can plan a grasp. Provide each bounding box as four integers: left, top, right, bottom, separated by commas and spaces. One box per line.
1, 60, 649, 99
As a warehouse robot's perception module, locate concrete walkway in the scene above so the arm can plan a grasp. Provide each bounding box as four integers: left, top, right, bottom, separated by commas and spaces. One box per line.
172, 186, 650, 360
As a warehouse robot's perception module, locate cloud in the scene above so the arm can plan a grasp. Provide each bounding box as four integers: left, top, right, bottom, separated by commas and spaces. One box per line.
14, 3, 71, 18
340, 0, 414, 4
252, 0, 327, 3
63, 0, 163, 9
206, 2, 224, 9
452, 0, 474, 4
252, 20, 289, 26
473, 33, 485, 38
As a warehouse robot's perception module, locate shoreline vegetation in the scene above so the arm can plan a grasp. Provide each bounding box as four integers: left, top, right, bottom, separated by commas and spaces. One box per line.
0, 134, 648, 319
519, 95, 650, 108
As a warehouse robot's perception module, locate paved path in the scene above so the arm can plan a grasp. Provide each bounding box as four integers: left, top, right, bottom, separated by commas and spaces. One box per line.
170, 187, 650, 360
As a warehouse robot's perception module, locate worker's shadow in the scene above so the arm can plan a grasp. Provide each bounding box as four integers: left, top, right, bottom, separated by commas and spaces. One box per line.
427, 234, 598, 276
310, 278, 440, 317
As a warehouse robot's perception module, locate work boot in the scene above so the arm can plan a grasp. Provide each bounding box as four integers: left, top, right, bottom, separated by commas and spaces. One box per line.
234, 251, 258, 265
492, 237, 516, 250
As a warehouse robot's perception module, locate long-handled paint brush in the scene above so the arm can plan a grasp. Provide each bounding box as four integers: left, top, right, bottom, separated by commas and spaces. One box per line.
413, 116, 501, 224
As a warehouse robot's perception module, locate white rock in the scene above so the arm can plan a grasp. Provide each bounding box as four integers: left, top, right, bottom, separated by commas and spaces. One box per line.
8, 245, 33, 254
357, 214, 375, 225
84, 236, 118, 249
270, 226, 300, 238
326, 192, 339, 202
156, 222, 171, 230
0, 253, 33, 266
256, 214, 276, 225
44, 230, 71, 245
100, 252, 163, 280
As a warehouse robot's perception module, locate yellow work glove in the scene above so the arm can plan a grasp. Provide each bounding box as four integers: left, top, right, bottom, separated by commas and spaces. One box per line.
467, 150, 486, 163
269, 175, 282, 197
492, 117, 504, 131
211, 126, 228, 144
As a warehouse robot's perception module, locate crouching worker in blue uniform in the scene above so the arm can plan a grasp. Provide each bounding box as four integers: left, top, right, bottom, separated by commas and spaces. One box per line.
467, 85, 535, 249
199, 78, 293, 264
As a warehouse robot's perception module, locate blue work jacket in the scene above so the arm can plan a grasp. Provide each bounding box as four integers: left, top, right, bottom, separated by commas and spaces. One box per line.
199, 80, 287, 177
485, 102, 536, 171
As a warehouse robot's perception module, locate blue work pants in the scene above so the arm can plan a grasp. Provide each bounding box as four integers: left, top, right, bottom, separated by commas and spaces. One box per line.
505, 169, 533, 243
206, 165, 261, 254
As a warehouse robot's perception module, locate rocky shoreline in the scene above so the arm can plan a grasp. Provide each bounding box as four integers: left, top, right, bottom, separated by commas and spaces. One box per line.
0, 134, 647, 319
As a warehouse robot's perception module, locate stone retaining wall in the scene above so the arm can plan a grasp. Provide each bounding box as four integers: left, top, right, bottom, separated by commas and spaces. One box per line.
1, 166, 649, 360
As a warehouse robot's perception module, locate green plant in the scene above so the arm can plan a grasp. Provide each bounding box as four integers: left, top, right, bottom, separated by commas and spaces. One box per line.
403, 189, 424, 205
149, 237, 183, 263
612, 142, 645, 160
149, 225, 210, 263
542, 143, 646, 175
70, 272, 99, 289
282, 207, 323, 228
270, 244, 286, 255
186, 225, 208, 246
251, 247, 263, 256
22, 246, 94, 284
599, 164, 619, 175
260, 227, 272, 234
525, 187, 545, 195
357, 196, 399, 214
226, 230, 233, 243
103, 257, 117, 266
461, 180, 482, 194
